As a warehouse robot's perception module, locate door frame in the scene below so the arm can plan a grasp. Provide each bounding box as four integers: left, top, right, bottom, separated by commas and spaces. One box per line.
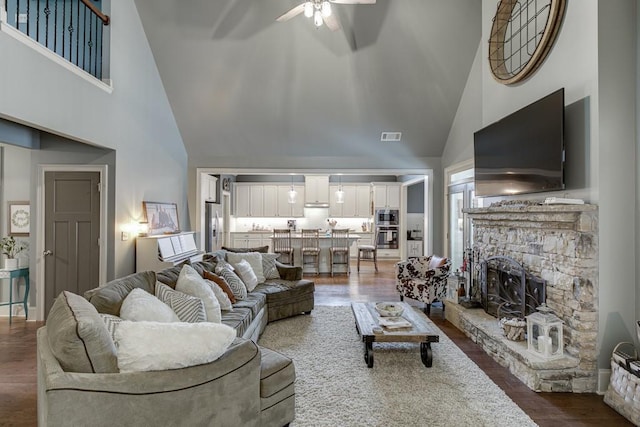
36, 165, 108, 321
443, 159, 475, 263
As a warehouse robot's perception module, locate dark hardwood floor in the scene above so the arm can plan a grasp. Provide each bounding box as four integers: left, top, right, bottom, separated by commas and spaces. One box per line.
0, 260, 630, 426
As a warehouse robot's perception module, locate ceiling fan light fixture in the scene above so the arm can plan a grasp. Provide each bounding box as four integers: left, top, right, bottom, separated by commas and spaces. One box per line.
314, 10, 323, 27
321, 1, 332, 17
304, 1, 314, 18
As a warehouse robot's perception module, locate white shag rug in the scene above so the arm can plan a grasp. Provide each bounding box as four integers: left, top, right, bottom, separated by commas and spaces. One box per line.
258, 305, 538, 427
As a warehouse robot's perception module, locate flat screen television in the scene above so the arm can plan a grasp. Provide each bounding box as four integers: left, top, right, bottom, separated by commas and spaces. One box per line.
474, 88, 565, 197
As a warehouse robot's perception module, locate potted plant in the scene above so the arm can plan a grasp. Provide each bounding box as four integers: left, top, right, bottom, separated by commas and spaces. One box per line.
0, 236, 27, 269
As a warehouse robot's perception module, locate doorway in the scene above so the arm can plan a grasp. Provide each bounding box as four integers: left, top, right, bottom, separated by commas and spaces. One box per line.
445, 162, 477, 272
37, 166, 108, 319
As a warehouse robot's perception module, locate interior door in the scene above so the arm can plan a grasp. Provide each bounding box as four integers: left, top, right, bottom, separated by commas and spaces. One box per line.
44, 171, 101, 316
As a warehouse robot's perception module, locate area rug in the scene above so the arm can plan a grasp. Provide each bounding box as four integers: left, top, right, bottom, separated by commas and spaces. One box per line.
258, 305, 537, 427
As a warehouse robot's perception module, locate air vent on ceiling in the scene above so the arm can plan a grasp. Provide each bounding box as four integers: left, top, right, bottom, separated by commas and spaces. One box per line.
381, 132, 402, 142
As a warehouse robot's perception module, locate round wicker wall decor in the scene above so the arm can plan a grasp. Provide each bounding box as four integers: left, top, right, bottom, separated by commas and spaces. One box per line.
488, 0, 566, 85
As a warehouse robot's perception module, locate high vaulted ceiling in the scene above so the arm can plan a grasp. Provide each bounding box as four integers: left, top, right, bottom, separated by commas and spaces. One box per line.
133, 0, 481, 168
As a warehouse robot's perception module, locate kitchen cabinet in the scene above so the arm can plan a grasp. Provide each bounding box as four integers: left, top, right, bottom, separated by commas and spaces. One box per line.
373, 183, 401, 209
305, 175, 330, 205
407, 240, 423, 257
236, 184, 305, 218
329, 184, 371, 218
201, 174, 218, 203
277, 185, 305, 217
231, 232, 271, 251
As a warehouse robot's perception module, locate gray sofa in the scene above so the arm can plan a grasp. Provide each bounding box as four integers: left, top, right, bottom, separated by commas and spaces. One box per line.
37, 253, 314, 427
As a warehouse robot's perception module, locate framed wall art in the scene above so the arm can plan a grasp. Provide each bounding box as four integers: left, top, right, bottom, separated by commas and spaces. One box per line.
142, 201, 180, 235
8, 201, 30, 236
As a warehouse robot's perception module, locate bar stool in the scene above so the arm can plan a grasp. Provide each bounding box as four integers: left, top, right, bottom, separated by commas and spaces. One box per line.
330, 228, 350, 276
357, 229, 378, 272
301, 229, 320, 275
272, 229, 294, 265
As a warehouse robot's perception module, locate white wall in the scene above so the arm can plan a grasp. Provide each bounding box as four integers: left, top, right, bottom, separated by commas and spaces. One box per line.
0, 1, 188, 312
442, 1, 639, 378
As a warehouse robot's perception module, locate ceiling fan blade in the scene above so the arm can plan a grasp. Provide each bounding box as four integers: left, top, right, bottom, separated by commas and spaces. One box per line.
276, 3, 305, 22
324, 13, 341, 31
330, 0, 376, 4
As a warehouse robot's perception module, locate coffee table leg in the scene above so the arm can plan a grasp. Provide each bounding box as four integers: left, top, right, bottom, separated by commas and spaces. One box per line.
364, 337, 374, 368
420, 342, 433, 368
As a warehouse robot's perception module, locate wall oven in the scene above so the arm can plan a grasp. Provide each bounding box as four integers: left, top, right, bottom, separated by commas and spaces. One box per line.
375, 209, 399, 226
376, 226, 399, 249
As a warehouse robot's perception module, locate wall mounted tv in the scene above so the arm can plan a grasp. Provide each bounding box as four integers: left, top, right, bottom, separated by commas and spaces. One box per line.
474, 88, 565, 197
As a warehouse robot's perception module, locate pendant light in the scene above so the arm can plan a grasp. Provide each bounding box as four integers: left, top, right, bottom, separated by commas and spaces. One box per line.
304, 1, 314, 18
313, 10, 323, 27
321, 1, 331, 17
335, 175, 345, 204
288, 175, 297, 204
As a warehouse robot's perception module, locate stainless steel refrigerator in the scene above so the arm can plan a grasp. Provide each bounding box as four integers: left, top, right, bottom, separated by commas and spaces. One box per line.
205, 202, 222, 252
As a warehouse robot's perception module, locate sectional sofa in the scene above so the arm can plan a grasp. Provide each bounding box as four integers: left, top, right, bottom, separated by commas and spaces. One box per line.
37, 250, 314, 427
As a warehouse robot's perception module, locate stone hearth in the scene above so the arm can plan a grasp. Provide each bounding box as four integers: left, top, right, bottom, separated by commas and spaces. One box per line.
448, 203, 598, 393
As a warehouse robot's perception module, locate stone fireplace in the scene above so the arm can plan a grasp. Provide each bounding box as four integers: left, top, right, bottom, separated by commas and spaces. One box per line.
446, 203, 598, 392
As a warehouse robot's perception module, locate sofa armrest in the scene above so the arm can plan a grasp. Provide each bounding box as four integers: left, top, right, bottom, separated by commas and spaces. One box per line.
38, 328, 263, 426
276, 261, 302, 281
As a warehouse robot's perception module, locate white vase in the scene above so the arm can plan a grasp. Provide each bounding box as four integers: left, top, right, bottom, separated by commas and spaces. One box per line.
4, 258, 18, 270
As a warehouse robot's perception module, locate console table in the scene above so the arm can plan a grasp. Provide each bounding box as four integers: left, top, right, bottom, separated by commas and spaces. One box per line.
0, 267, 29, 324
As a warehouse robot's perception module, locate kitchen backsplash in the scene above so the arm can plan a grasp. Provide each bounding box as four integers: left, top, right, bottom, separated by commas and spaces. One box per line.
233, 208, 374, 232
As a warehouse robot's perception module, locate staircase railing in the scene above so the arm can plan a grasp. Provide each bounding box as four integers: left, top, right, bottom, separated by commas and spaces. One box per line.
4, 0, 110, 80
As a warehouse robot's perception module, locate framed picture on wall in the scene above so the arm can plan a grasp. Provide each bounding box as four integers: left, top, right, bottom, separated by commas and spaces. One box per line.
142, 201, 180, 235
8, 201, 30, 236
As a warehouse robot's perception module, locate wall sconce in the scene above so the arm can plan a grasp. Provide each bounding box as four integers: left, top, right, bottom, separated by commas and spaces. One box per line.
121, 221, 149, 240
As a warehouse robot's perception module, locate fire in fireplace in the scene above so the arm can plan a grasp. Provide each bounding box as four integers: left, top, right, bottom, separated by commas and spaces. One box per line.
480, 256, 546, 319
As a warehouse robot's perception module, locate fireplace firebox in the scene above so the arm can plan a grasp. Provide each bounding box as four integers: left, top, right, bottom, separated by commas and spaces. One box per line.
480, 256, 546, 319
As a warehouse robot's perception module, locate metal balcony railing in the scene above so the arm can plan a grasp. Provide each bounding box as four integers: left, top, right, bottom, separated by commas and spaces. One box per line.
3, 0, 110, 80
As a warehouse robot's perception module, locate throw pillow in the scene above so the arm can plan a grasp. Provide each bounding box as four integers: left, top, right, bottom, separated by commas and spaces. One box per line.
232, 259, 259, 292
114, 321, 236, 373
204, 280, 233, 311
176, 264, 222, 323
155, 282, 206, 323
226, 252, 265, 283
215, 265, 248, 300
202, 271, 237, 304
46, 291, 118, 373
261, 253, 281, 280
120, 288, 179, 323
222, 245, 269, 253
100, 313, 124, 344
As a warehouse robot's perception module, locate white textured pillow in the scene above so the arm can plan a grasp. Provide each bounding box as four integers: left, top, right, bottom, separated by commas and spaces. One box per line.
155, 282, 206, 323
227, 252, 265, 283
114, 321, 236, 373
233, 259, 259, 291
120, 288, 179, 323
176, 265, 221, 323
205, 280, 233, 311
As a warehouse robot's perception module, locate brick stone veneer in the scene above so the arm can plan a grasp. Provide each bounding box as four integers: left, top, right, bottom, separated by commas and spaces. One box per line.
452, 204, 598, 392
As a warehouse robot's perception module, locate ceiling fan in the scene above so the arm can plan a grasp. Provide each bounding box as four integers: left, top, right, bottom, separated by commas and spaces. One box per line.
276, 0, 376, 31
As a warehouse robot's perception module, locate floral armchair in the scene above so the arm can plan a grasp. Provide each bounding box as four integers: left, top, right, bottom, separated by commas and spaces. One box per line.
395, 255, 451, 316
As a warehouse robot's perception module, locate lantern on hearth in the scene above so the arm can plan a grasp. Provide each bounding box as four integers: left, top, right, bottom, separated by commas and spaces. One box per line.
526, 303, 564, 360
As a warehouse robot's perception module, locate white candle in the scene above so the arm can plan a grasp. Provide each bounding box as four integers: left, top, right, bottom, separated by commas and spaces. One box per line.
545, 336, 553, 356
538, 335, 546, 354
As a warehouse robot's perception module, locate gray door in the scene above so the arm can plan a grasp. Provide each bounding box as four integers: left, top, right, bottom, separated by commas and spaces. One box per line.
44, 171, 101, 316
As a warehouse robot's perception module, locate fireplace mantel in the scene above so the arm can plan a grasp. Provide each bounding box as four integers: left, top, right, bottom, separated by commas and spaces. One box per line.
450, 202, 599, 392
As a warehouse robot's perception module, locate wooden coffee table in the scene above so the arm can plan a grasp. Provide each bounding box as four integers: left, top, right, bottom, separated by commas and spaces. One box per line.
351, 302, 439, 368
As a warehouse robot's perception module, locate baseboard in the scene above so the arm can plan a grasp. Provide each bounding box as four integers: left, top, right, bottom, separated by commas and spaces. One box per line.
0, 304, 35, 320
598, 369, 611, 395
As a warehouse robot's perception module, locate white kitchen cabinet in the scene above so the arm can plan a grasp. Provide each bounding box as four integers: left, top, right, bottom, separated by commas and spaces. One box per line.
231, 232, 270, 251
373, 183, 401, 209
407, 240, 423, 257
305, 175, 330, 205
201, 174, 218, 203
262, 185, 278, 217
329, 184, 371, 218
235, 184, 251, 217
249, 185, 264, 217
277, 185, 305, 217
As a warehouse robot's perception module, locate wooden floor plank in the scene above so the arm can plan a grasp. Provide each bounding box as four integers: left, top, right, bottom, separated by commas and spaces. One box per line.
0, 259, 630, 426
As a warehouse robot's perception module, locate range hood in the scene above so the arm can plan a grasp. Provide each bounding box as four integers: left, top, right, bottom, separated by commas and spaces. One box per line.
304, 202, 330, 208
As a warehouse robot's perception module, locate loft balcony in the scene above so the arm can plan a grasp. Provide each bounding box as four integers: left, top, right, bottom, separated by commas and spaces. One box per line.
2, 0, 110, 81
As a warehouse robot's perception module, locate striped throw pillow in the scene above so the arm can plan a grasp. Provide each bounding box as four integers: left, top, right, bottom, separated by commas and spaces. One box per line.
262, 253, 280, 280
215, 265, 248, 300
155, 282, 206, 323
99, 313, 124, 345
